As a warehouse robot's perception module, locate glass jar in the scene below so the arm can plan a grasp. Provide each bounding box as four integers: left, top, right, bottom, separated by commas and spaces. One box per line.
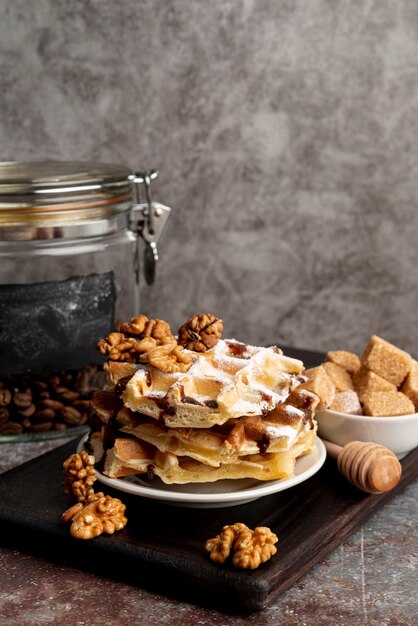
0, 161, 171, 441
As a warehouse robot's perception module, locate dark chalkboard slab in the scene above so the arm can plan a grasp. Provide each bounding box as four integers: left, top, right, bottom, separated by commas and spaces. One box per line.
0, 272, 115, 375
0, 348, 417, 613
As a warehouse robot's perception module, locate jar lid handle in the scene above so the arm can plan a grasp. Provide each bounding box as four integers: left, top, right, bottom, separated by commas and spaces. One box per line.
129, 170, 171, 286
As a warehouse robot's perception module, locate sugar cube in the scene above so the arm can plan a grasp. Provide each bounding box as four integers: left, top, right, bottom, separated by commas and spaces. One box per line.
322, 361, 354, 392
360, 335, 412, 387
353, 365, 397, 402
326, 350, 361, 376
362, 391, 415, 417
330, 390, 362, 415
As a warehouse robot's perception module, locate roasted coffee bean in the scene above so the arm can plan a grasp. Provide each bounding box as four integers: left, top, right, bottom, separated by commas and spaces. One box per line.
19, 403, 36, 418
33, 380, 48, 391
41, 399, 65, 411
0, 421, 23, 435
61, 406, 82, 425
12, 391, 33, 408
29, 421, 53, 432
55, 386, 70, 394
61, 391, 80, 402
0, 389, 12, 406
33, 408, 56, 423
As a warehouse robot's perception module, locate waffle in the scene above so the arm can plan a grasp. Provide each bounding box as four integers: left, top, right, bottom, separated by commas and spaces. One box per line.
121, 416, 314, 467
99, 437, 299, 483
118, 340, 306, 428
89, 386, 318, 469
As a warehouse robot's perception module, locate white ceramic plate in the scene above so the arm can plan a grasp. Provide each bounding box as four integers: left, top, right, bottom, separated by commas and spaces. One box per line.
77, 436, 326, 508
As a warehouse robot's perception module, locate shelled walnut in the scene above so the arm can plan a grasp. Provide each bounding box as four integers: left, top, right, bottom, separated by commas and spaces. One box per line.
120, 315, 175, 345
144, 341, 195, 373
60, 492, 127, 540
232, 526, 278, 569
178, 314, 223, 352
97, 315, 175, 362
63, 450, 97, 504
205, 523, 248, 564
97, 332, 156, 363
205, 523, 278, 569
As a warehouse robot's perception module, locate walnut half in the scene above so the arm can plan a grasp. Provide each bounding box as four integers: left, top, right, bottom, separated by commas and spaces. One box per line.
63, 451, 97, 504
60, 492, 127, 540
205, 523, 247, 563
233, 526, 278, 570
205, 523, 278, 569
120, 315, 175, 345
144, 341, 195, 373
178, 314, 224, 352
97, 332, 156, 363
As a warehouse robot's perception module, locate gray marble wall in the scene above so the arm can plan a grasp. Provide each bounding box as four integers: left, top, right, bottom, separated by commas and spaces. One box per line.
1, 0, 417, 355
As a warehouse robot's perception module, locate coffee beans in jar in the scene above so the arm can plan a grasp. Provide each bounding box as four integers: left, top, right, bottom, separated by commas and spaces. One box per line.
0, 366, 107, 436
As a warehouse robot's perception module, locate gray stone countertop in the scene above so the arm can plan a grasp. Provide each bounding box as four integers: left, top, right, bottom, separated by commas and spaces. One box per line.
0, 438, 417, 626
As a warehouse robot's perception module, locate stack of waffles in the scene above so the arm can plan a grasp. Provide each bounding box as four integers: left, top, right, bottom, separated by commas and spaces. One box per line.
87, 316, 321, 485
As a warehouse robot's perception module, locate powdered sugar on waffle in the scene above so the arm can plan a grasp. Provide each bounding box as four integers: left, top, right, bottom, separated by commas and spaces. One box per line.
216, 348, 305, 418
264, 424, 302, 446
127, 365, 183, 399
122, 339, 305, 427
281, 405, 305, 419
186, 350, 234, 384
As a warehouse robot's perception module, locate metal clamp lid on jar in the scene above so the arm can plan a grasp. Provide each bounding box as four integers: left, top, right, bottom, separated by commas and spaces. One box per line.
0, 161, 171, 285
129, 169, 171, 285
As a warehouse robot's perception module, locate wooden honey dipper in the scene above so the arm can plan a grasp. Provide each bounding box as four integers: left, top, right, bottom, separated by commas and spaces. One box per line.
322, 439, 402, 494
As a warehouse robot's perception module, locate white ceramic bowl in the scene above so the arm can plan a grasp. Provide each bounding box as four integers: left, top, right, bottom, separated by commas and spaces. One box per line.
316, 408, 418, 459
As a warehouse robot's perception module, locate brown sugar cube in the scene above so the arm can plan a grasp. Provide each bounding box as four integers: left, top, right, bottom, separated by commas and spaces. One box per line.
401, 359, 418, 410
353, 365, 397, 402
322, 361, 354, 392
326, 350, 361, 376
360, 335, 412, 387
300, 366, 335, 409
330, 390, 362, 415
362, 391, 415, 417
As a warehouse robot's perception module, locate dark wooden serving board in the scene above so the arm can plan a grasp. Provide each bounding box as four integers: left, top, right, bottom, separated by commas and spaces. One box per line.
0, 347, 417, 613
